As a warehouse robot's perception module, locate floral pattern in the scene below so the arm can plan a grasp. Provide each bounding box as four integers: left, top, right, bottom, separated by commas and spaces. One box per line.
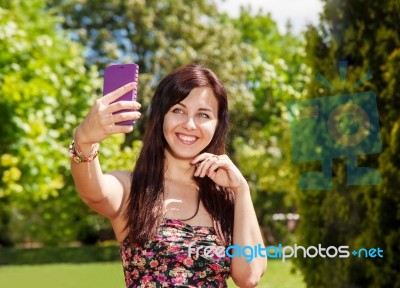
120, 218, 231, 287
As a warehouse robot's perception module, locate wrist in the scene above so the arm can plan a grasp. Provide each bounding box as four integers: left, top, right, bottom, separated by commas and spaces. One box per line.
231, 179, 250, 195
69, 125, 100, 173
74, 125, 98, 153
69, 140, 99, 163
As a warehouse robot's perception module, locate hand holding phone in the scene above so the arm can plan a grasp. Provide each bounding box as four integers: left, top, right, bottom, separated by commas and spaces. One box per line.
103, 63, 139, 125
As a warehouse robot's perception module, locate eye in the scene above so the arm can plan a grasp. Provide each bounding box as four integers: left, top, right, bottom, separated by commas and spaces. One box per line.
198, 112, 210, 118
172, 108, 184, 114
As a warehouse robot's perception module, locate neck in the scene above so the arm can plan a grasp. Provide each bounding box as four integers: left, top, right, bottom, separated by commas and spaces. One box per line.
164, 150, 196, 183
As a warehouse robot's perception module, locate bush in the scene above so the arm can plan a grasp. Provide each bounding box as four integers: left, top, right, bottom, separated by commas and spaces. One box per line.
0, 245, 120, 265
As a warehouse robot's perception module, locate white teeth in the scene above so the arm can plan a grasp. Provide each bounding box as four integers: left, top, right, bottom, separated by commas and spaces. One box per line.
178, 134, 196, 142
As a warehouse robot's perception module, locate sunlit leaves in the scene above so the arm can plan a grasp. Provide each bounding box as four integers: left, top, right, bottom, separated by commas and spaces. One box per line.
0, 0, 98, 245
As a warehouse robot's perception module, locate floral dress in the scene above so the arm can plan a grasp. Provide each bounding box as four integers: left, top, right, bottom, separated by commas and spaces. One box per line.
120, 218, 231, 287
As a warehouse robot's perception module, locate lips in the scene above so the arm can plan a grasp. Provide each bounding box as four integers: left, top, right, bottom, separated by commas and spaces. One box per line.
176, 133, 198, 144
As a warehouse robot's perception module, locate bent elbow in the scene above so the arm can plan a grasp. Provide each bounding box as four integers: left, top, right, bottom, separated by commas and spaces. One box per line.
232, 274, 261, 288
231, 263, 266, 287
80, 194, 104, 206
233, 278, 260, 288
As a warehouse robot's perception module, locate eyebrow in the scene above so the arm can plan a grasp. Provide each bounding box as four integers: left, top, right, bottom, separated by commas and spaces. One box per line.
176, 102, 213, 113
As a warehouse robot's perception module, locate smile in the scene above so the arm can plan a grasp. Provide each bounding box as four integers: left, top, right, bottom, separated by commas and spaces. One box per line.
176, 133, 198, 144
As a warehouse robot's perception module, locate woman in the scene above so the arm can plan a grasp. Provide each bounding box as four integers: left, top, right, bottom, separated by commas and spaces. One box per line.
71, 64, 266, 287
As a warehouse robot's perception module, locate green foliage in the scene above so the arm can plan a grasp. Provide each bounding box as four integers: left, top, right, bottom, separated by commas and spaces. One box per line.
0, 245, 120, 265
0, 0, 95, 245
47, 0, 265, 239
48, 0, 256, 145
297, 0, 400, 286
0, 0, 139, 246
0, 0, 311, 249
225, 9, 311, 244
1, 0, 255, 246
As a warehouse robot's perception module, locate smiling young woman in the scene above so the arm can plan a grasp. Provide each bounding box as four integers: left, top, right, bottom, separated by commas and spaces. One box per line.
71, 64, 267, 287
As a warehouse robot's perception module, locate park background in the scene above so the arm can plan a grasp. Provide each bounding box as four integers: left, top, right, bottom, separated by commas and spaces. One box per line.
0, 0, 399, 287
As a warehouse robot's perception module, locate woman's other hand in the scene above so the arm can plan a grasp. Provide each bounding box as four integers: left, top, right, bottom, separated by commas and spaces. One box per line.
191, 153, 247, 192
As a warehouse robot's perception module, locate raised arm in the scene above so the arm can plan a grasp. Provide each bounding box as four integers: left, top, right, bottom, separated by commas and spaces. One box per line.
71, 82, 141, 220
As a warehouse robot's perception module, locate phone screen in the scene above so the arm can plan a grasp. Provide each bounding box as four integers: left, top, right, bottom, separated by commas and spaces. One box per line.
103, 63, 139, 125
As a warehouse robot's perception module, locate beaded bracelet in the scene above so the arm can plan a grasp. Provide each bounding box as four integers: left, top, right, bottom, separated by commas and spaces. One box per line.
68, 140, 99, 163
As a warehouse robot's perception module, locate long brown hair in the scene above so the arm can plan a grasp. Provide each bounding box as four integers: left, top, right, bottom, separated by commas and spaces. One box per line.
125, 64, 234, 245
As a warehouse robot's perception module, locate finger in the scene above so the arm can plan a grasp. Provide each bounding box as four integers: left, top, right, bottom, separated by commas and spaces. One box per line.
202, 156, 224, 178
193, 157, 208, 177
105, 100, 141, 114
193, 153, 220, 176
195, 157, 218, 178
108, 124, 134, 134
207, 161, 222, 177
102, 82, 137, 104
191, 153, 214, 165
111, 111, 141, 124
99, 114, 115, 127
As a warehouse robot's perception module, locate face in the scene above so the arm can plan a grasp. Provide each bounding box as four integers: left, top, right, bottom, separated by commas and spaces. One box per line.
163, 87, 219, 160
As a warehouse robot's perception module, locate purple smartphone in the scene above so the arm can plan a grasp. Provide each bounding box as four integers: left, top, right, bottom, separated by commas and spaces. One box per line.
103, 63, 139, 125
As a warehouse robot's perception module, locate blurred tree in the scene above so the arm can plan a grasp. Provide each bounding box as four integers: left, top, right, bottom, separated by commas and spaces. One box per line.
1, 0, 313, 247
224, 8, 311, 244
48, 0, 255, 145
296, 0, 400, 286
0, 0, 138, 246
49, 0, 312, 244
46, 0, 267, 239
48, 0, 318, 245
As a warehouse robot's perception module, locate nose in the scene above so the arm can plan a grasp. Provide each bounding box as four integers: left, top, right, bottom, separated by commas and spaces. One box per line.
182, 116, 196, 131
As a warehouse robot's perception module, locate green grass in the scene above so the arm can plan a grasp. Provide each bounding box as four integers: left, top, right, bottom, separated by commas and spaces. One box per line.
228, 260, 305, 288
0, 260, 304, 287
0, 262, 125, 287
